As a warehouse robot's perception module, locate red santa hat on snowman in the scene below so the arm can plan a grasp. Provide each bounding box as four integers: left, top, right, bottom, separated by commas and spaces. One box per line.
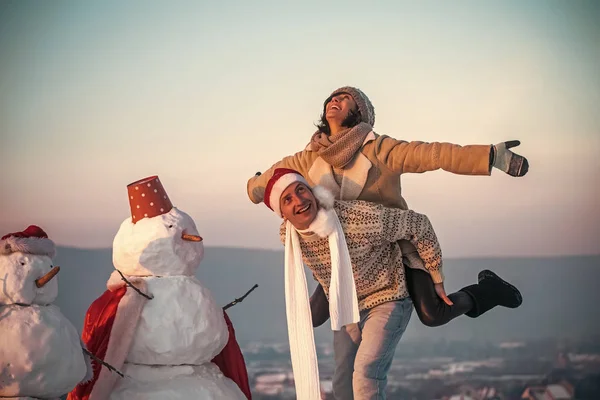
1, 225, 56, 258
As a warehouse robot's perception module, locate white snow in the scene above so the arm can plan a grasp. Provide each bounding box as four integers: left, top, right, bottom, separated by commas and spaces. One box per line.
0, 253, 58, 306
112, 208, 204, 277
111, 363, 246, 400
0, 305, 87, 397
125, 275, 229, 365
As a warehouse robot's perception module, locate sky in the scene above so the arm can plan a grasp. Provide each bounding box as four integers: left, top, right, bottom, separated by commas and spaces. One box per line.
1, 0, 598, 257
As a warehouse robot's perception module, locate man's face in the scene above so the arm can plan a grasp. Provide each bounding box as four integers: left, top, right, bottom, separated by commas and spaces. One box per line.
325, 93, 357, 127
279, 182, 318, 230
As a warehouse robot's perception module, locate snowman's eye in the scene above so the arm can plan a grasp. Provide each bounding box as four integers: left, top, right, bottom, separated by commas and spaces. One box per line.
168, 225, 173, 228
20, 262, 25, 266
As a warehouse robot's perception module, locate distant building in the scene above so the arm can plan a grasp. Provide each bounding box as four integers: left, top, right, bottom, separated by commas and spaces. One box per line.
498, 342, 526, 350
521, 381, 574, 400
447, 384, 505, 400
449, 395, 476, 400
554, 352, 570, 370
254, 372, 288, 396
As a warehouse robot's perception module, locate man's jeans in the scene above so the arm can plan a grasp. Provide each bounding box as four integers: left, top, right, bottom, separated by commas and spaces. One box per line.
332, 299, 413, 400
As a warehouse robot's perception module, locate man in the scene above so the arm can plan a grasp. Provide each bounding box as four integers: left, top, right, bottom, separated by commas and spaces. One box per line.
247, 85, 529, 329
264, 168, 521, 400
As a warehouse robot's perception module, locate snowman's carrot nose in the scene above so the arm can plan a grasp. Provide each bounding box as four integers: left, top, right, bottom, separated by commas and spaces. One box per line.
35, 266, 60, 288
182, 233, 203, 242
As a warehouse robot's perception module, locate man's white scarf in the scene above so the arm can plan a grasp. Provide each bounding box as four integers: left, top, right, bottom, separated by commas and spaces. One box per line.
284, 187, 360, 400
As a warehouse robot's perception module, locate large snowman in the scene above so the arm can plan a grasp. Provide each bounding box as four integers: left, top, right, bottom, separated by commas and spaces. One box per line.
68, 176, 250, 400
0, 225, 93, 398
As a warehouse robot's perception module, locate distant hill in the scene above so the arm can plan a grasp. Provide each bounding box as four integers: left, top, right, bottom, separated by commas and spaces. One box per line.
54, 247, 600, 345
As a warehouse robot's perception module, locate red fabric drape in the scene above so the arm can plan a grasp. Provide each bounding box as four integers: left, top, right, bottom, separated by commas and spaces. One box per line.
212, 311, 252, 399
67, 287, 127, 400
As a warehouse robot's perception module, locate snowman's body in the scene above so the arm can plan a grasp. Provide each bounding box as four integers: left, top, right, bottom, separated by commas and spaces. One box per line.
0, 233, 89, 399
111, 363, 245, 400
106, 207, 246, 399
121, 276, 228, 365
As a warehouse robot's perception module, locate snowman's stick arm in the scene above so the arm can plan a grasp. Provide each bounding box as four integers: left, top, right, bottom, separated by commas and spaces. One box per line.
82, 348, 125, 378
116, 269, 154, 300
223, 284, 259, 311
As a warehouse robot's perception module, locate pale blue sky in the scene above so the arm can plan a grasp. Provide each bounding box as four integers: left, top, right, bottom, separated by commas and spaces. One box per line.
1, 0, 598, 256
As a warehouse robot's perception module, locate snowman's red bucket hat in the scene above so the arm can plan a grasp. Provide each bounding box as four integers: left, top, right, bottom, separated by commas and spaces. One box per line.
126, 175, 173, 224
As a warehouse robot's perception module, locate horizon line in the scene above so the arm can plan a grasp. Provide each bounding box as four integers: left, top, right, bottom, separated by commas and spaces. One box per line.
54, 244, 600, 260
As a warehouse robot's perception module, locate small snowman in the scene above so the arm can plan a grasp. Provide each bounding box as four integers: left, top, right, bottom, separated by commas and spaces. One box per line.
0, 225, 93, 399
69, 176, 250, 400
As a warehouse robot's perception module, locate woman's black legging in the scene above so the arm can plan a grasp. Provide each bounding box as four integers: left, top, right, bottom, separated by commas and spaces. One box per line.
310, 267, 475, 328
405, 267, 473, 327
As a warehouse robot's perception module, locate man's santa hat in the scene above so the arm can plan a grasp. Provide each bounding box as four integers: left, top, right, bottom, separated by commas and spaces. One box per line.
0, 225, 56, 258
264, 168, 334, 218
68, 176, 251, 400
264, 168, 359, 400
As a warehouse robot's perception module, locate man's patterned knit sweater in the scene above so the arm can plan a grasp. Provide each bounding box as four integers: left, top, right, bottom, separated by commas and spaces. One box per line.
280, 200, 443, 311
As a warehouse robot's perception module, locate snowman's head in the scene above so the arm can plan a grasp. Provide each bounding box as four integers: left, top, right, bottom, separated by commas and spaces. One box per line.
0, 253, 58, 305
0, 225, 59, 305
112, 207, 204, 276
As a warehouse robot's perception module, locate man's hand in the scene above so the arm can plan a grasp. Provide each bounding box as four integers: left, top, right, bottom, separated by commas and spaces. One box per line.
492, 140, 529, 177
434, 282, 454, 306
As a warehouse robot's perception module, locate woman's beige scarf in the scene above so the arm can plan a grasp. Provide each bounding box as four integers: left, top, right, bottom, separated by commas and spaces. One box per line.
308, 122, 373, 168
